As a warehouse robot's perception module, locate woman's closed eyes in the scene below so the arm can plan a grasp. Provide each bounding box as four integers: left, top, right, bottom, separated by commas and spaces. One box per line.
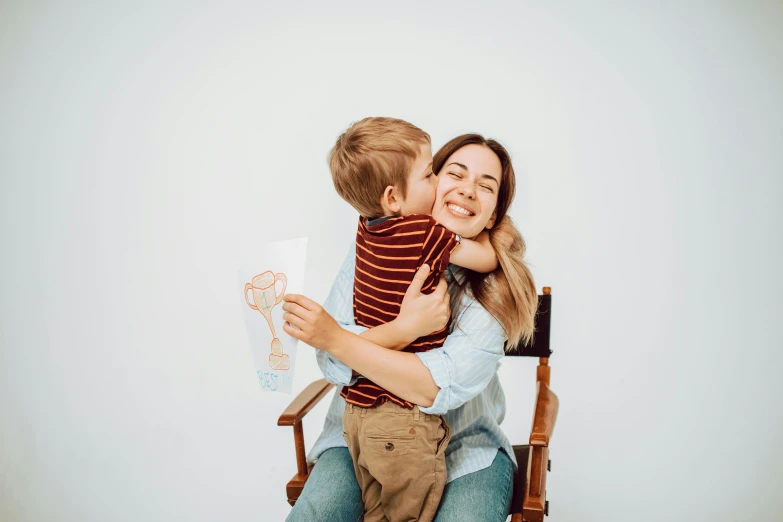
448, 171, 495, 193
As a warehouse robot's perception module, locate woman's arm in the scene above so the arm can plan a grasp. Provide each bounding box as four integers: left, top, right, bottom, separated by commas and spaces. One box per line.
283, 264, 508, 410
284, 285, 507, 411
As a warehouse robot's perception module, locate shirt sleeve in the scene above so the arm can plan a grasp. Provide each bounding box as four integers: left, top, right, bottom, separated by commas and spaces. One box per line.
317, 242, 367, 386
415, 293, 508, 415
420, 220, 460, 274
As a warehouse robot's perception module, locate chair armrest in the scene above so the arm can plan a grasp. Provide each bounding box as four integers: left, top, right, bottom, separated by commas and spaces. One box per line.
278, 378, 335, 426
529, 381, 558, 447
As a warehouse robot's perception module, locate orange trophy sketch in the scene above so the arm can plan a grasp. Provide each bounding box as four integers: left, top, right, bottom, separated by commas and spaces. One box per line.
244, 270, 290, 370
238, 237, 306, 394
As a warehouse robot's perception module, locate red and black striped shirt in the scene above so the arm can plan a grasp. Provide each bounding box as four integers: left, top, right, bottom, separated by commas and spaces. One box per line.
341, 214, 459, 409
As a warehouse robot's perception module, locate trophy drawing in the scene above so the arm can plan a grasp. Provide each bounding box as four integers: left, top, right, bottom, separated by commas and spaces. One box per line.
244, 270, 289, 370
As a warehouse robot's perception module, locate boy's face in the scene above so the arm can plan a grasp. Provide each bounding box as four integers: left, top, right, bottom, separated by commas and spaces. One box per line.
398, 143, 437, 216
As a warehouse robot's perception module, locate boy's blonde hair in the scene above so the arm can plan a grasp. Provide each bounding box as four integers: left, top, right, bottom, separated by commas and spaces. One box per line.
329, 117, 430, 218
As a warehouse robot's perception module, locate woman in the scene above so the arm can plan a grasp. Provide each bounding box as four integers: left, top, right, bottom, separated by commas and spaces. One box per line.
282, 134, 537, 521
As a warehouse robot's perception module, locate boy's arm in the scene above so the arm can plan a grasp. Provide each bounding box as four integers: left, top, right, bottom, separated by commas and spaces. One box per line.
360, 262, 451, 351
448, 231, 498, 273
360, 323, 412, 351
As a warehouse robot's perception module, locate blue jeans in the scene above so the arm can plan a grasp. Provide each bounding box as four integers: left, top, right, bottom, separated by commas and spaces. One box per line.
286, 447, 514, 522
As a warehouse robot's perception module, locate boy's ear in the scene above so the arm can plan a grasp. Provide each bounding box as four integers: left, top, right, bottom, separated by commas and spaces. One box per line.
379, 185, 401, 215
485, 211, 497, 230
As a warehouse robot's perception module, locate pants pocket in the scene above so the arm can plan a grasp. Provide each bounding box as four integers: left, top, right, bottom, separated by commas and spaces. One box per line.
435, 417, 451, 456
365, 430, 418, 458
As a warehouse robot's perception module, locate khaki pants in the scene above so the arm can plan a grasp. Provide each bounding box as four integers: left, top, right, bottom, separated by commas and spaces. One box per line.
342, 401, 451, 522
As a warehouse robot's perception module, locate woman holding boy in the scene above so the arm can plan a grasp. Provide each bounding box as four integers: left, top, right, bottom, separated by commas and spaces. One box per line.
283, 127, 537, 522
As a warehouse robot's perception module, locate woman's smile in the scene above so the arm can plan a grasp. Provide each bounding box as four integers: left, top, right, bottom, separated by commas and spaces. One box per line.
446, 202, 475, 216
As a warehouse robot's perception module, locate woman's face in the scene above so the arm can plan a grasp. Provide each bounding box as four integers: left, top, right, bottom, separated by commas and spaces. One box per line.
432, 144, 501, 239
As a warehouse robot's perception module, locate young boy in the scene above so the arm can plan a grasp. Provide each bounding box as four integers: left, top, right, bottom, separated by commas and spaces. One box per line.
328, 117, 497, 522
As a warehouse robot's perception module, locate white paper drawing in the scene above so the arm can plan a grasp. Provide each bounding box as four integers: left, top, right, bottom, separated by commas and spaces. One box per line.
238, 237, 307, 394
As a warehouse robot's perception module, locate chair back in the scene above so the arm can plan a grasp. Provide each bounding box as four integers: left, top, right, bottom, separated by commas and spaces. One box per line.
506, 288, 552, 358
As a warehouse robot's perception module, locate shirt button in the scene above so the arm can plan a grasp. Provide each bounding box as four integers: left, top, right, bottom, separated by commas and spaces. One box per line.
385, 442, 394, 451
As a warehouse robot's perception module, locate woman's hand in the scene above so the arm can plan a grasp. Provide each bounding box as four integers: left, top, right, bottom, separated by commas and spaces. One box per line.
395, 263, 450, 339
282, 294, 346, 352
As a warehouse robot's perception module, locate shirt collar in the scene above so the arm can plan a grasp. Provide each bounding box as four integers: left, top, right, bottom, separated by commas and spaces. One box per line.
366, 215, 395, 227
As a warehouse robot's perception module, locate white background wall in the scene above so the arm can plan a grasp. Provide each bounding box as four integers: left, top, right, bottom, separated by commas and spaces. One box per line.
1, 2, 781, 521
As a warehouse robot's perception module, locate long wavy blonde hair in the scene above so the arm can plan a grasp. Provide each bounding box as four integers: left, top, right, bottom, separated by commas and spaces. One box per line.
433, 134, 537, 350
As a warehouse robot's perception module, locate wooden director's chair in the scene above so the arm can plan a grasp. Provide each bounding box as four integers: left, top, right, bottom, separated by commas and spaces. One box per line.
278, 287, 558, 521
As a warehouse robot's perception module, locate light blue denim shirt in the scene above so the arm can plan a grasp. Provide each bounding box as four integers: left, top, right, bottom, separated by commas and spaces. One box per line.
307, 243, 517, 483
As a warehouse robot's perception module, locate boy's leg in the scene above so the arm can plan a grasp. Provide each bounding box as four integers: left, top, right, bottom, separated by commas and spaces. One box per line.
284, 447, 363, 522
417, 413, 450, 521
361, 403, 450, 522
432, 449, 515, 522
345, 404, 388, 522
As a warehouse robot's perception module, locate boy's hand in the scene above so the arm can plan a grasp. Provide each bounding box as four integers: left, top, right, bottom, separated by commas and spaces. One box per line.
397, 264, 450, 338
282, 294, 345, 352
